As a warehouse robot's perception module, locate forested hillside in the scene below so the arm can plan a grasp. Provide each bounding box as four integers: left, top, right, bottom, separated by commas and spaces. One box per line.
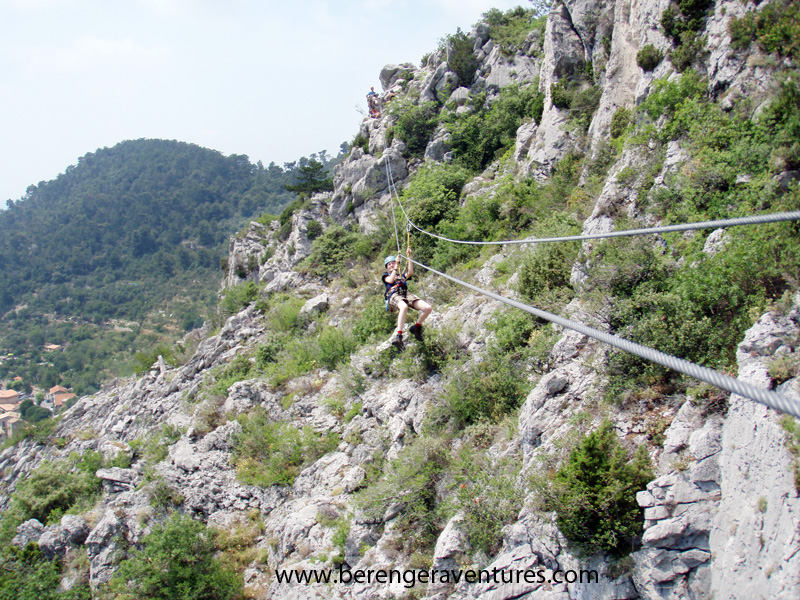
0, 139, 337, 392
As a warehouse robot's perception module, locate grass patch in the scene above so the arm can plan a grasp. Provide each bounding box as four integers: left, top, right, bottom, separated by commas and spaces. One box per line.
231, 407, 339, 487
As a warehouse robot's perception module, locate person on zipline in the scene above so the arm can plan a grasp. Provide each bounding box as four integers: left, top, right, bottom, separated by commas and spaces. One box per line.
383, 247, 432, 348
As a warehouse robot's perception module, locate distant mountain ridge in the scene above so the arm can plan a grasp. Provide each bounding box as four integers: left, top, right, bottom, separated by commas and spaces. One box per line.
0, 138, 296, 319
0, 138, 315, 392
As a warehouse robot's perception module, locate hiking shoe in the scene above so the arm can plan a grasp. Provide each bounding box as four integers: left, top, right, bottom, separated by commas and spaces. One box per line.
390, 332, 404, 349
409, 324, 424, 341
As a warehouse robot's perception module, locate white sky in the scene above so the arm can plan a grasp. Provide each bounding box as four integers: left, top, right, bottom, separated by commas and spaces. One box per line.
1, 0, 525, 203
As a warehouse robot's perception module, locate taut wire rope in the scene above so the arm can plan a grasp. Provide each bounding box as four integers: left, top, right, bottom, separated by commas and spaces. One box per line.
396, 200, 800, 247
385, 157, 427, 298
380, 157, 800, 418
386, 160, 402, 260
405, 254, 800, 419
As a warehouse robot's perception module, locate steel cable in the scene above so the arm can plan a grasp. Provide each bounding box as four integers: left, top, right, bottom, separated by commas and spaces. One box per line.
404, 255, 800, 418
393, 191, 800, 245
381, 160, 799, 417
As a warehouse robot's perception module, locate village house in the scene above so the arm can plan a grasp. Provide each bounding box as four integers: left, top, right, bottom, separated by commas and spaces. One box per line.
47, 385, 68, 402
0, 389, 20, 406
53, 391, 76, 412
0, 411, 23, 441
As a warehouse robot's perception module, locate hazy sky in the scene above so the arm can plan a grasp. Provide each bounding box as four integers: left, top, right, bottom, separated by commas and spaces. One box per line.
1, 0, 524, 203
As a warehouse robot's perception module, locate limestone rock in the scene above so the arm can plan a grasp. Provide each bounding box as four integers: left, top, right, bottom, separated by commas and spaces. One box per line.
301, 293, 329, 317
379, 63, 414, 90
225, 220, 272, 289
96, 466, 139, 493
12, 519, 46, 547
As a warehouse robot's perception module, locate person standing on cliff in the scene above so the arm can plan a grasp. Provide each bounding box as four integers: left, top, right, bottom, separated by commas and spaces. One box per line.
367, 86, 380, 118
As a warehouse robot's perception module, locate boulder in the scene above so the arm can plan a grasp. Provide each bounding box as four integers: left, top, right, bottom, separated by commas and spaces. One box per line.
12, 519, 45, 547
300, 293, 329, 317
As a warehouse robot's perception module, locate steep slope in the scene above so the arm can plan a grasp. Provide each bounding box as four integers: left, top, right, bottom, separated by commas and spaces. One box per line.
1, 2, 799, 600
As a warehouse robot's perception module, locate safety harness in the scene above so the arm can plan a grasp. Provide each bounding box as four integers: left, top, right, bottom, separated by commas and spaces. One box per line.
384, 275, 408, 312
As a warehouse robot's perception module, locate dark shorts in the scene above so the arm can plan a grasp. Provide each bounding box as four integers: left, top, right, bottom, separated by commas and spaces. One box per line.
388, 292, 423, 310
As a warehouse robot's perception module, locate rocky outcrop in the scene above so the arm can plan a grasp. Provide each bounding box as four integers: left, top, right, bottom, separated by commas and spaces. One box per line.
225, 220, 274, 288
330, 145, 407, 223
632, 401, 722, 599
709, 304, 800, 599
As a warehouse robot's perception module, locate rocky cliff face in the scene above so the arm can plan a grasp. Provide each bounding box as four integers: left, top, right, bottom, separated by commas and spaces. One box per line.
2, 1, 799, 599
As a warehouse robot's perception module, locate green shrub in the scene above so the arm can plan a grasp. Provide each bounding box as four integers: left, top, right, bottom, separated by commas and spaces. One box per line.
441, 347, 531, 429
129, 423, 182, 467
390, 99, 441, 157
305, 219, 323, 240
149, 480, 184, 510
570, 85, 603, 131
256, 212, 279, 227
219, 281, 259, 317
299, 224, 376, 277
255, 337, 282, 368
317, 327, 357, 370
610, 107, 632, 139
517, 213, 581, 307
210, 354, 254, 396
258, 316, 355, 388
352, 132, 369, 154
443, 28, 481, 87
603, 75, 800, 399
780, 415, 800, 491
8, 460, 99, 527
107, 514, 241, 600
638, 69, 707, 127
484, 6, 545, 55
550, 80, 601, 131
661, 0, 713, 43
669, 32, 705, 72
637, 44, 663, 71
393, 324, 466, 382
598, 219, 800, 396
231, 408, 338, 487
132, 343, 176, 376
259, 335, 317, 388
660, 0, 712, 72
538, 420, 653, 557
452, 452, 524, 555
353, 296, 396, 342
0, 543, 92, 600
585, 235, 672, 300
487, 308, 557, 374
279, 198, 305, 228
401, 164, 469, 265
356, 435, 450, 552
490, 306, 545, 346
729, 0, 800, 61
264, 295, 304, 332
769, 353, 800, 386
446, 84, 545, 172
550, 79, 573, 110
